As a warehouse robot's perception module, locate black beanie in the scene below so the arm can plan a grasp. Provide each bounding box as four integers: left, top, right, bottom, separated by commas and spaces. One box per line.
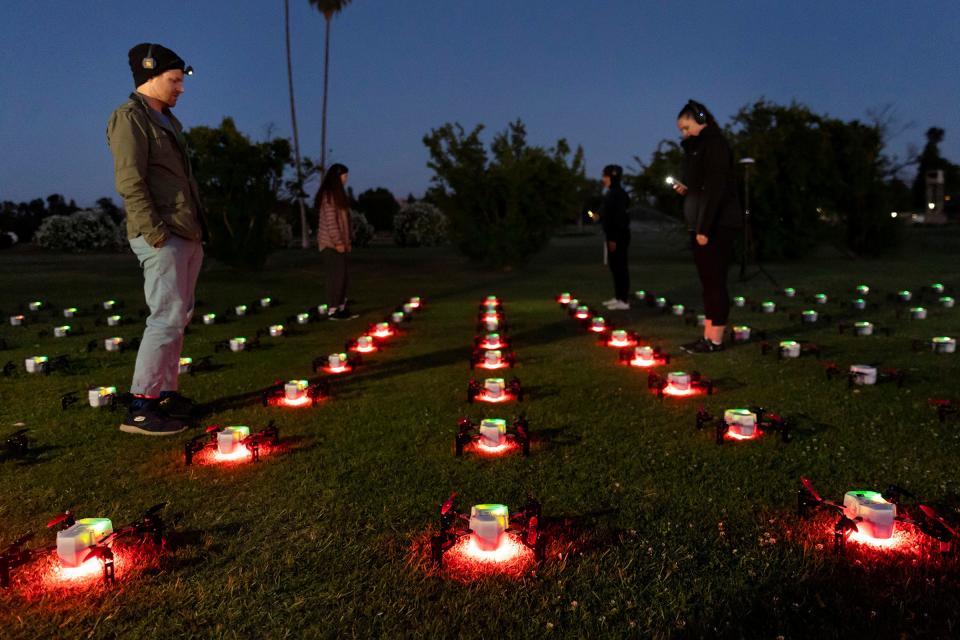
602, 164, 623, 185
128, 43, 188, 87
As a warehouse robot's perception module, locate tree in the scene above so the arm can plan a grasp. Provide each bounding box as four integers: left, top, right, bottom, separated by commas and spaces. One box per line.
355, 187, 399, 231
424, 120, 588, 267
912, 127, 959, 216
185, 118, 294, 269
308, 0, 352, 176
284, 0, 310, 248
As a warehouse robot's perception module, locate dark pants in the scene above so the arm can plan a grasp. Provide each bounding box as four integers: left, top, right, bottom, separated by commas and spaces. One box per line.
607, 236, 631, 302
323, 249, 349, 309
692, 227, 737, 325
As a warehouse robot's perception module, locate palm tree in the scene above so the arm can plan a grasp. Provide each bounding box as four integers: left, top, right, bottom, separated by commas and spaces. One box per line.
284, 0, 310, 248
308, 0, 352, 178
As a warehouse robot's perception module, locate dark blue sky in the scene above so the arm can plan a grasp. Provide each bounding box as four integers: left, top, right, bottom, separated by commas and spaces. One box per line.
1, 0, 957, 206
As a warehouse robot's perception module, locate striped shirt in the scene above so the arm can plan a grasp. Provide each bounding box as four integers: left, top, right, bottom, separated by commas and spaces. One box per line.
317, 194, 351, 251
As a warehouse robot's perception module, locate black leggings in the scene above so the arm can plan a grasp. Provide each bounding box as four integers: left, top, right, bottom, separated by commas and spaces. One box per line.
323, 249, 349, 309
692, 227, 737, 325
608, 236, 630, 302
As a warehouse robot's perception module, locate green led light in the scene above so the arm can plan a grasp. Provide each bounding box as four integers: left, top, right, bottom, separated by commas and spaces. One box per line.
180, 357, 193, 365
734, 325, 750, 332
856, 285, 869, 294
780, 340, 799, 347
34, 356, 48, 363
802, 310, 816, 316
855, 321, 871, 328
815, 293, 827, 301
784, 287, 796, 295
234, 337, 247, 344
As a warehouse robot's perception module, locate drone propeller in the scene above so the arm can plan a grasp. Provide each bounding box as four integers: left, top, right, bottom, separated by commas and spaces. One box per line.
3, 532, 35, 553
46, 511, 74, 530
81, 544, 113, 565
440, 493, 457, 516
800, 477, 823, 504
918, 504, 959, 539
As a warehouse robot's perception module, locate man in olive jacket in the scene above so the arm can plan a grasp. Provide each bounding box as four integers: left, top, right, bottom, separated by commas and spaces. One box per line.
107, 43, 205, 435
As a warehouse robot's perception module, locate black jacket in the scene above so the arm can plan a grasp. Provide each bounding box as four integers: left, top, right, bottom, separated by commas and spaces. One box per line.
600, 183, 631, 243
681, 124, 743, 235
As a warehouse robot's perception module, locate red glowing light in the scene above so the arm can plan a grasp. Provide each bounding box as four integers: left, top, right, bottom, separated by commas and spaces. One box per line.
475, 391, 513, 403
353, 344, 377, 354
724, 429, 762, 441
372, 329, 393, 339
608, 337, 635, 348
589, 325, 608, 333
324, 365, 351, 374
661, 384, 697, 397
629, 357, 658, 368
212, 447, 253, 463
848, 529, 902, 549
279, 395, 313, 408
479, 339, 503, 350
55, 557, 105, 583
478, 362, 508, 370
574, 312, 590, 319
438, 532, 535, 580
466, 440, 519, 457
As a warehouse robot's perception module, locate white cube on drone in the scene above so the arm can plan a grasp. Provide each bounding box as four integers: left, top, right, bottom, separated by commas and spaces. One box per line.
53, 325, 71, 338
732, 326, 751, 342
203, 313, 217, 325
567, 299, 580, 310
392, 311, 405, 324
10, 315, 24, 326
780, 341, 801, 358
235, 305, 248, 316
852, 298, 866, 311
317, 304, 330, 316
24, 356, 48, 373
479, 418, 507, 447
63, 308, 77, 318
285, 379, 309, 401
667, 371, 691, 391
850, 364, 877, 385
733, 296, 746, 308
485, 378, 505, 399
784, 287, 797, 298
484, 350, 502, 366
761, 301, 776, 313
654, 297, 667, 309
909, 307, 927, 320
814, 293, 828, 305
56, 518, 113, 567
260, 297, 272, 308
724, 409, 757, 438
106, 315, 122, 327
328, 353, 346, 369
217, 425, 251, 455
843, 491, 896, 539
269, 325, 284, 337
932, 337, 956, 354
635, 345, 654, 360
230, 337, 246, 352
484, 319, 499, 332
297, 313, 310, 325
898, 290, 912, 302
179, 357, 193, 374
802, 310, 818, 323
88, 386, 117, 408
104, 337, 124, 352
854, 321, 874, 336
940, 296, 955, 309
671, 304, 685, 316
696, 314, 706, 327
102, 300, 116, 311
28, 301, 43, 311
469, 504, 509, 551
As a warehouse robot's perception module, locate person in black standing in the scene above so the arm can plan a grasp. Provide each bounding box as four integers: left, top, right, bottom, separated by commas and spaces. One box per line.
672, 100, 743, 353
600, 164, 632, 311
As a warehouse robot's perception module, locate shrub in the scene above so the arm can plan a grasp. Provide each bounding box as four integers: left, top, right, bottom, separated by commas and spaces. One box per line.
392, 201, 448, 247
33, 210, 125, 252
350, 209, 374, 248
266, 213, 295, 249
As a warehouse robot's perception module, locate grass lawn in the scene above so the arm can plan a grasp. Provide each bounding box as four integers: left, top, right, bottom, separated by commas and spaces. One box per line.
1, 226, 959, 639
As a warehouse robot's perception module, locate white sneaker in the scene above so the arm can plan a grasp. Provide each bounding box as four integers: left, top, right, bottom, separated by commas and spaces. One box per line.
609, 300, 631, 310
602, 298, 619, 307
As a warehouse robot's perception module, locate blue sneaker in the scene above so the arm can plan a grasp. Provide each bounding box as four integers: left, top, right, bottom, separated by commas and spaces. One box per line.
120, 404, 187, 436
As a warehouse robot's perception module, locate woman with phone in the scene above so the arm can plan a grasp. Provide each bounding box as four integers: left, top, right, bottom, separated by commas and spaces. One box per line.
671, 100, 743, 353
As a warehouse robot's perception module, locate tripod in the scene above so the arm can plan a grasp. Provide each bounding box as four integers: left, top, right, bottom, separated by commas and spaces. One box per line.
737, 158, 779, 287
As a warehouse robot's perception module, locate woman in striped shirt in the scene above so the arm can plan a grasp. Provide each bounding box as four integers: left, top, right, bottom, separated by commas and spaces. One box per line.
315, 163, 356, 320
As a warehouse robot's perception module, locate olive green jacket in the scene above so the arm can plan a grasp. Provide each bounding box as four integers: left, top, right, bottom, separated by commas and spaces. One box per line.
106, 93, 205, 247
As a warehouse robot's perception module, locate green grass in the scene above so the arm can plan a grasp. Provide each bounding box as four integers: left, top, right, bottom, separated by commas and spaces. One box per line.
1, 228, 959, 639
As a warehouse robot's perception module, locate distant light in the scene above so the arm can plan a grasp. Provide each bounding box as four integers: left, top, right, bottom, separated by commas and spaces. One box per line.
928, 202, 936, 210
890, 212, 898, 218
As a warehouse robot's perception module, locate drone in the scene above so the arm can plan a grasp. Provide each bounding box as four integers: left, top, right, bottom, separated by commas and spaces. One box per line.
256, 324, 291, 339
313, 352, 361, 375
731, 325, 765, 344
214, 336, 262, 353
619, 345, 670, 368
60, 386, 128, 411
556, 292, 574, 306
604, 329, 639, 348
823, 362, 906, 388
20, 355, 70, 375
790, 309, 832, 325
837, 321, 891, 337
475, 332, 510, 351
797, 477, 957, 555
570, 304, 592, 321
429, 493, 546, 568
468, 377, 524, 403
0, 503, 166, 588
696, 406, 790, 444
760, 340, 821, 359
647, 371, 713, 399
346, 335, 379, 354
470, 348, 516, 370
455, 416, 530, 457
912, 337, 957, 355
184, 422, 279, 465
586, 315, 611, 334
928, 399, 957, 423
368, 321, 397, 340
179, 355, 216, 376
2, 427, 29, 462
262, 379, 329, 408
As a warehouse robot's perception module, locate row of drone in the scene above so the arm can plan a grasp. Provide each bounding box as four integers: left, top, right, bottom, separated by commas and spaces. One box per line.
429, 296, 545, 574
0, 296, 425, 593
553, 287, 958, 559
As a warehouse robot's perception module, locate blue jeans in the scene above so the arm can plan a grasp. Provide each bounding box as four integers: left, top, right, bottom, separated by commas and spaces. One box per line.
129, 234, 203, 396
